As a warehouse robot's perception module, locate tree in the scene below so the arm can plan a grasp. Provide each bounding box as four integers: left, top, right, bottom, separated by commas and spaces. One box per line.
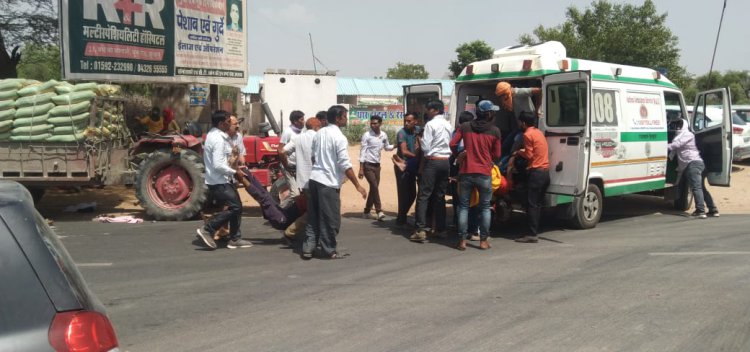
386, 62, 429, 79
16, 43, 61, 81
518, 0, 691, 89
690, 70, 750, 105
448, 40, 494, 79
0, 0, 58, 78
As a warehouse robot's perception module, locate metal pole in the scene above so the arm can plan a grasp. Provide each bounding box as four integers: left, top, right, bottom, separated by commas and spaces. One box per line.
707, 0, 727, 89
309, 33, 317, 74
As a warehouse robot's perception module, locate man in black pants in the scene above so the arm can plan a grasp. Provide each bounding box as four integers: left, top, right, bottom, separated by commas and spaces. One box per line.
195, 111, 252, 249
513, 112, 550, 243
411, 100, 453, 242
303, 105, 367, 259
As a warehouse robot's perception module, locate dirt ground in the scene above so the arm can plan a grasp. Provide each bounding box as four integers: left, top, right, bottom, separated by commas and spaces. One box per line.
35, 145, 749, 222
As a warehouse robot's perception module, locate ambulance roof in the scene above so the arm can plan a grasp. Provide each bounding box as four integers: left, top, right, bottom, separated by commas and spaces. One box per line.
456, 41, 677, 89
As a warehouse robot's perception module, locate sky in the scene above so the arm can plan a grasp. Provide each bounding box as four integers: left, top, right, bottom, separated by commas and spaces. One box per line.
246, 0, 749, 79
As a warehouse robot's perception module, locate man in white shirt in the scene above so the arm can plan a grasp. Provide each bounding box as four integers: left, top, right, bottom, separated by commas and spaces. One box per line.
303, 105, 367, 260
278, 110, 305, 207
195, 111, 252, 250
411, 100, 453, 242
358, 115, 394, 221
280, 117, 321, 242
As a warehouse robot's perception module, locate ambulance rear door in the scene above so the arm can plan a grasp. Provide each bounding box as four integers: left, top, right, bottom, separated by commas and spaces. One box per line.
541, 71, 592, 196
692, 88, 732, 186
403, 83, 442, 124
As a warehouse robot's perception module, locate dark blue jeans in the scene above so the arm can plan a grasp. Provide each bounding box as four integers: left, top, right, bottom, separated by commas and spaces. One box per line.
681, 160, 717, 213
457, 174, 492, 240
205, 183, 243, 241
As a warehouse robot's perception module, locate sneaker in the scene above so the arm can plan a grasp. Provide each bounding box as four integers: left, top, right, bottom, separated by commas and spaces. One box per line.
227, 238, 253, 249
377, 212, 386, 221
362, 212, 372, 219
196, 228, 217, 249
707, 210, 720, 217
690, 211, 707, 219
514, 236, 539, 243
409, 230, 427, 242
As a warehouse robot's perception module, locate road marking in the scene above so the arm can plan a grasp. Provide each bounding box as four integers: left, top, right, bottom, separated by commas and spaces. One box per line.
77, 263, 113, 267
649, 251, 750, 256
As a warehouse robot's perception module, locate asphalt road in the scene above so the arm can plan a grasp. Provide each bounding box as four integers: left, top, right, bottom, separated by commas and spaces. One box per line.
57, 197, 750, 352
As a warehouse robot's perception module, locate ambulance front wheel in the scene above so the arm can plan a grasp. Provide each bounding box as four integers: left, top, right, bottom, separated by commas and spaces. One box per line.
570, 183, 602, 229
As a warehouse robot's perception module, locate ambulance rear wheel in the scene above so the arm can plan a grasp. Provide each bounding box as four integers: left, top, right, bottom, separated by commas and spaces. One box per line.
673, 182, 693, 211
570, 183, 602, 230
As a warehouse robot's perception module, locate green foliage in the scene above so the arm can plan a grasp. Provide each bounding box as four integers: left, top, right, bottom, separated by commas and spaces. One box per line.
16, 43, 60, 81
387, 62, 429, 79
518, 0, 691, 89
448, 40, 494, 79
689, 70, 750, 104
384, 128, 398, 148
342, 123, 366, 145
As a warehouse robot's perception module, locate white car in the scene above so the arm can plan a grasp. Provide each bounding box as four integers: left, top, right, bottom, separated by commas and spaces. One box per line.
731, 113, 750, 161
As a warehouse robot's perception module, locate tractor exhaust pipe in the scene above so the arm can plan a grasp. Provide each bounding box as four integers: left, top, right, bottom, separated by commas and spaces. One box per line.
258, 86, 281, 135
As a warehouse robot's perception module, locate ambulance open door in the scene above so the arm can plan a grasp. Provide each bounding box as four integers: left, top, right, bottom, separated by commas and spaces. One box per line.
403, 83, 443, 125
692, 88, 732, 186
541, 71, 592, 196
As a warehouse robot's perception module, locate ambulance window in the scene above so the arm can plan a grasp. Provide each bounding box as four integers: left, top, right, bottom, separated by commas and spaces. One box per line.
592, 89, 619, 127
546, 82, 587, 126
693, 91, 725, 131
664, 91, 685, 123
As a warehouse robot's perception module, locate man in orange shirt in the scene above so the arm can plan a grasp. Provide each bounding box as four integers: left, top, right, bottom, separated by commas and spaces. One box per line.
513, 111, 549, 243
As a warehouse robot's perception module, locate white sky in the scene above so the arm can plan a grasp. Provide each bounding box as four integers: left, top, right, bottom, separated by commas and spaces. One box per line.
246, 0, 749, 79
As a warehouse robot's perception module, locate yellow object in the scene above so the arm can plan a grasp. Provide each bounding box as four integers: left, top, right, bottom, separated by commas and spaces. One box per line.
469, 165, 502, 207
138, 115, 164, 134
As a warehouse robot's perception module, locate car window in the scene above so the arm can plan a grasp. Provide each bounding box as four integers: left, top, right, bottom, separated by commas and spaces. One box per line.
733, 114, 746, 125
34, 212, 99, 310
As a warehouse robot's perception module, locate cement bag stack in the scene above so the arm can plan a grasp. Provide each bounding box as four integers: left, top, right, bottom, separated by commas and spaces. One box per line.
46, 82, 98, 142
0, 79, 22, 141
7, 79, 58, 142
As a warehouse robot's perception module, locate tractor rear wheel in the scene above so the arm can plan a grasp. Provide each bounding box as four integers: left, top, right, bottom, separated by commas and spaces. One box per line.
135, 149, 207, 221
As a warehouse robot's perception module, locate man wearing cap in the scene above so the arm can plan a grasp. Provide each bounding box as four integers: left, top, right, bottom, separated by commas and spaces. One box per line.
410, 100, 452, 242
450, 101, 502, 250
513, 111, 550, 243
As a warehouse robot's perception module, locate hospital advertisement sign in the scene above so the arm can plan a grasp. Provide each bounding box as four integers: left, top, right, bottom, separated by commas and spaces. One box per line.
61, 0, 247, 84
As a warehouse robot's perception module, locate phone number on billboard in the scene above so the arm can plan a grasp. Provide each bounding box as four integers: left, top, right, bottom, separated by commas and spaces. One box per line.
79, 60, 168, 74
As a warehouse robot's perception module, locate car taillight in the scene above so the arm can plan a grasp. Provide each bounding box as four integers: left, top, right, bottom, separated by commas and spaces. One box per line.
733, 127, 743, 134
49, 311, 119, 352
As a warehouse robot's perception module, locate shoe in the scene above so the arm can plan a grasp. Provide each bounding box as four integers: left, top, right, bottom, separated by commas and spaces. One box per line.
281, 235, 295, 247
707, 210, 720, 217
227, 239, 253, 249
479, 239, 492, 250
690, 211, 707, 219
430, 231, 448, 240
363, 212, 373, 220
514, 236, 539, 243
468, 234, 480, 241
196, 228, 217, 249
322, 252, 349, 260
456, 239, 467, 251
377, 212, 386, 221
410, 230, 427, 242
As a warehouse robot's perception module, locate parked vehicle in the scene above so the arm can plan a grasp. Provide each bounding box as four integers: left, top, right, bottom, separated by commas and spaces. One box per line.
0, 181, 119, 352
731, 113, 750, 161
408, 41, 732, 229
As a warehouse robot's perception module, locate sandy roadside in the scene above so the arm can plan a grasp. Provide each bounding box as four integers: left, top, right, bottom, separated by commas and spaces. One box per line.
35, 145, 749, 222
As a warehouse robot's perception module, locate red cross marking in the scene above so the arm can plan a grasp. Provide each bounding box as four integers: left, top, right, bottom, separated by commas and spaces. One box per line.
114, 0, 143, 25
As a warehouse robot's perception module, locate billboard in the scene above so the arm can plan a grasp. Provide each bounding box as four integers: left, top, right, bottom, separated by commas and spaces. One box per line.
60, 0, 247, 85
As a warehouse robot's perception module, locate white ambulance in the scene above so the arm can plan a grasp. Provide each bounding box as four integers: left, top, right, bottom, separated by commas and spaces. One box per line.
405, 41, 732, 229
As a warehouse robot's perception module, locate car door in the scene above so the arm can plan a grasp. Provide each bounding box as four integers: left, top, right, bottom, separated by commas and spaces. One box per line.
403, 83, 442, 124
692, 88, 732, 186
541, 71, 591, 196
